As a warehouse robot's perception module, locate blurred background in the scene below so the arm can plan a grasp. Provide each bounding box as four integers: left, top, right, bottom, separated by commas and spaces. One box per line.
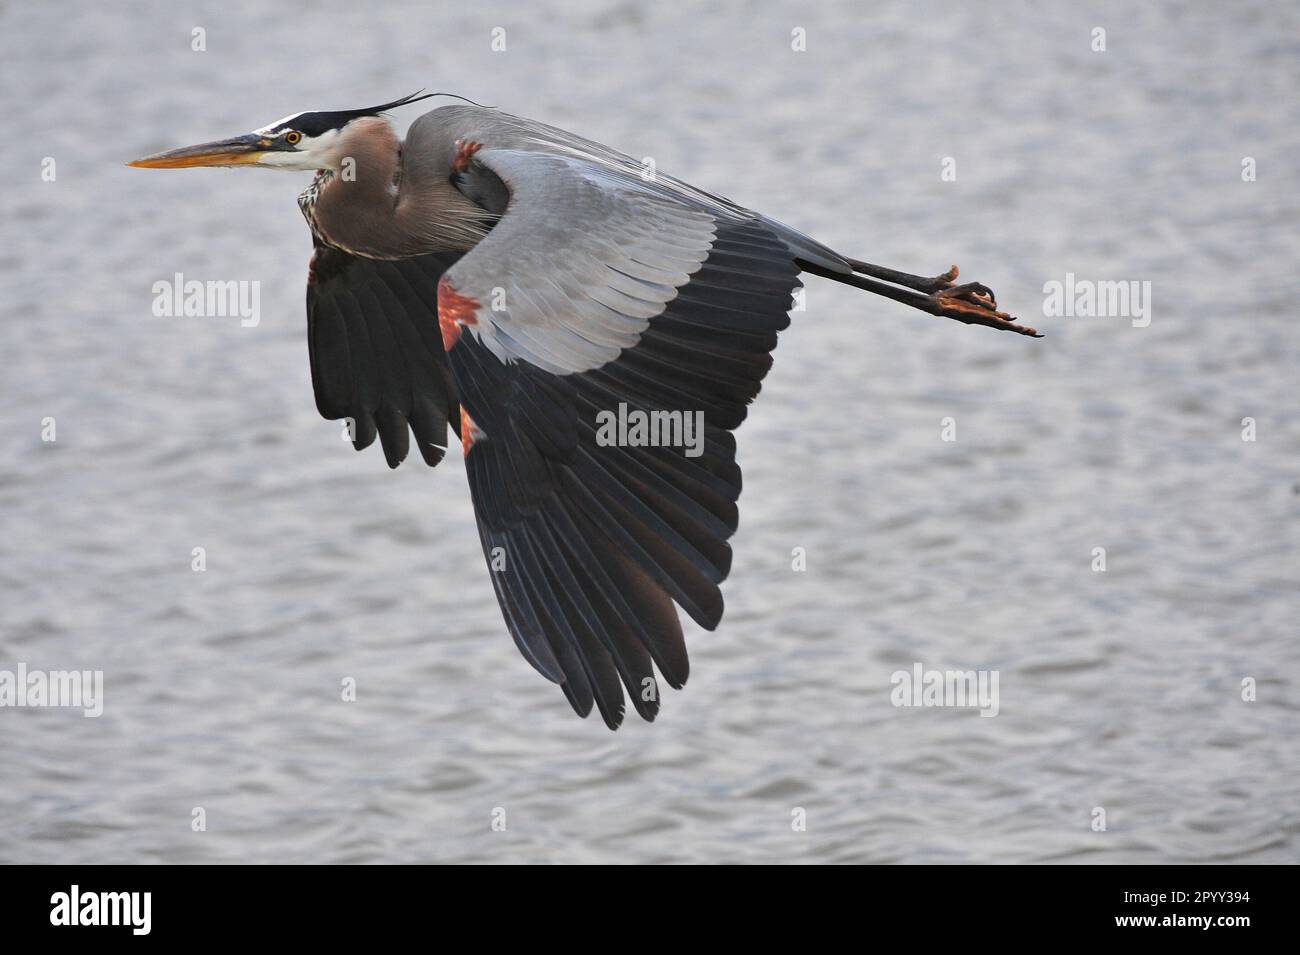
1, 0, 1296, 863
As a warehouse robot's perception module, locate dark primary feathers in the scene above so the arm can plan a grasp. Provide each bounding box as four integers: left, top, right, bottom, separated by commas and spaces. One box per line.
448, 220, 798, 726
305, 244, 461, 468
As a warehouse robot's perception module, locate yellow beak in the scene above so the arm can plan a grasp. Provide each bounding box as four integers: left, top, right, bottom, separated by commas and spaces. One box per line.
128, 134, 271, 169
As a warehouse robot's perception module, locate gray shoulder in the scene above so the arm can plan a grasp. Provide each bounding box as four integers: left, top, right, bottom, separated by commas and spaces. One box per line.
409, 105, 849, 274
408, 106, 570, 149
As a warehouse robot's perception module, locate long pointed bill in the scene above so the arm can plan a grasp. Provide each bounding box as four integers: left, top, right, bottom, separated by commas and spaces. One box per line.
127, 133, 270, 168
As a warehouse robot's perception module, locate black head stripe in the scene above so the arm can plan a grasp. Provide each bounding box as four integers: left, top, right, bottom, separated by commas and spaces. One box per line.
270, 91, 438, 137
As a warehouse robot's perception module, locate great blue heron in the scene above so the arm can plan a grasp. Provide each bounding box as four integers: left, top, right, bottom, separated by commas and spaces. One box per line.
130, 91, 1040, 729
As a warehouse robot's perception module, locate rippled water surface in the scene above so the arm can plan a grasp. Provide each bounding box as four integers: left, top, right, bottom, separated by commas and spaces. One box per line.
2, 1, 1297, 863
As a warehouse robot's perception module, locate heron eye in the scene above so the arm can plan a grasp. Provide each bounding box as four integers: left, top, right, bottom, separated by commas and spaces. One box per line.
285, 131, 302, 146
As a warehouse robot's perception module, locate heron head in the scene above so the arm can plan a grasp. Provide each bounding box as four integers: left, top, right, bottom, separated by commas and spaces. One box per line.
127, 91, 435, 172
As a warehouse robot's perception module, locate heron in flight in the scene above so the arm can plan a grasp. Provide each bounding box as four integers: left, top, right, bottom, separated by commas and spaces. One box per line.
130, 91, 1039, 729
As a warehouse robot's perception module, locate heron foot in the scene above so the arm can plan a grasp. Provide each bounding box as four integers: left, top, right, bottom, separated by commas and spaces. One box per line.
925, 285, 1041, 337
811, 255, 1044, 337
452, 139, 483, 174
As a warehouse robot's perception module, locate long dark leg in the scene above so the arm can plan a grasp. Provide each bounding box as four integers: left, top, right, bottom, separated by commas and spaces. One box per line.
845, 257, 1002, 311
798, 259, 1041, 338
844, 258, 962, 294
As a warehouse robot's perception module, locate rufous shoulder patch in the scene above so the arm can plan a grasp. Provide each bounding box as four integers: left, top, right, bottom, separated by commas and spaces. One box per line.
438, 277, 480, 351
460, 408, 486, 457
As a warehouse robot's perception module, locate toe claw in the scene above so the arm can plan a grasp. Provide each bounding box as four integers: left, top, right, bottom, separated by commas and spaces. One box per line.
937, 282, 999, 310
927, 264, 960, 291
451, 138, 484, 174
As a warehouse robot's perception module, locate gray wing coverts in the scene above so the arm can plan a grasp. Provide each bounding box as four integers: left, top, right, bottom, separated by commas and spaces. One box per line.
407, 106, 847, 375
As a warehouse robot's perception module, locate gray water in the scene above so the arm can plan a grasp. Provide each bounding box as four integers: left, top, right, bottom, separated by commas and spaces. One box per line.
2, 0, 1297, 864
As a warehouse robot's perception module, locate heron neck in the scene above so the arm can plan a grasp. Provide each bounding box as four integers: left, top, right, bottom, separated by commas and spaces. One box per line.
307, 119, 491, 258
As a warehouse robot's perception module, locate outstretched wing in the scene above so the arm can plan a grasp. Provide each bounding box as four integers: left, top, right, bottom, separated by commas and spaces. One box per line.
426, 112, 808, 727
305, 242, 463, 467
